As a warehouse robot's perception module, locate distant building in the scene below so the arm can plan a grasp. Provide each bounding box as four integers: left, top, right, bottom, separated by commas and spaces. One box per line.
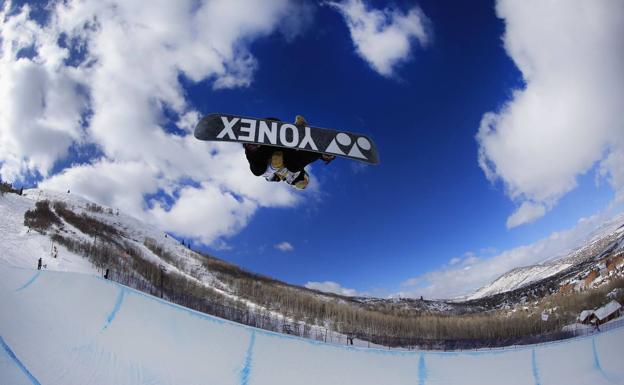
578, 300, 622, 326
593, 300, 622, 325
578, 310, 594, 324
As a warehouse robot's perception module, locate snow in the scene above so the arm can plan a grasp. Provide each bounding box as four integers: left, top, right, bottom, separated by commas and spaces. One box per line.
563, 323, 594, 333
466, 263, 572, 300
0, 188, 226, 291
0, 192, 97, 274
1, 262, 624, 385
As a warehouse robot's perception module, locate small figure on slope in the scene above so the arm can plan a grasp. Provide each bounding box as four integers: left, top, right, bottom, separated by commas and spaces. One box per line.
243, 116, 335, 189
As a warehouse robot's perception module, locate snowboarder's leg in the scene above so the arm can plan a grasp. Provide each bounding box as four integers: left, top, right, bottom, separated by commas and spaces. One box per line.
244, 145, 274, 176
244, 116, 334, 179
284, 114, 328, 170
282, 149, 322, 172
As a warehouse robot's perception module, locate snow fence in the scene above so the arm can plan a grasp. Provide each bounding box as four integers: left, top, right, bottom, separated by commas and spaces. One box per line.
1, 263, 623, 385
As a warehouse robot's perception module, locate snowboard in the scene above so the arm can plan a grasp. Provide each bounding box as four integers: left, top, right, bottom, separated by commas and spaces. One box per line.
194, 113, 380, 164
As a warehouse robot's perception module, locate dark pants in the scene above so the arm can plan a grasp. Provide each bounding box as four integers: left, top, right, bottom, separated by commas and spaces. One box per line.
245, 145, 321, 176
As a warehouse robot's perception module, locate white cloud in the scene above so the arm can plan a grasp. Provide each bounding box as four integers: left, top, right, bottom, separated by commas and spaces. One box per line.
1, 0, 312, 246
305, 281, 359, 297
479, 247, 498, 255
506, 201, 546, 229
477, 0, 624, 227
40, 160, 159, 220
274, 241, 294, 252
326, 0, 430, 77
448, 257, 461, 266
398, 209, 624, 299
599, 148, 624, 205
462, 253, 480, 266
0, 3, 86, 181
150, 183, 257, 245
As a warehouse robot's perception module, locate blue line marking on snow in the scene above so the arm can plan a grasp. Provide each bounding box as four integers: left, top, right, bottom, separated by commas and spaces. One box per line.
591, 337, 613, 382
592, 337, 603, 372
418, 352, 427, 385
0, 335, 42, 385
240, 331, 256, 385
531, 348, 541, 385
102, 288, 126, 330
15, 271, 41, 291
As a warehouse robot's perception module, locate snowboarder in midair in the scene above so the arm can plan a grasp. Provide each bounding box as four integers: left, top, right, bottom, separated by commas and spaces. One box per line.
243, 116, 335, 189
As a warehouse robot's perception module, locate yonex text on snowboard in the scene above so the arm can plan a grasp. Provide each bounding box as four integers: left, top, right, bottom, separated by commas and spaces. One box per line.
217, 116, 320, 150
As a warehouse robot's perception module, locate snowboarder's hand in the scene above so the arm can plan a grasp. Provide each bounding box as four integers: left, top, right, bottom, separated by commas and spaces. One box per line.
243, 143, 261, 152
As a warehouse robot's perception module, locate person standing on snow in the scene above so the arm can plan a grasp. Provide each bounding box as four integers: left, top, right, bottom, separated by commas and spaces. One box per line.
243, 116, 335, 189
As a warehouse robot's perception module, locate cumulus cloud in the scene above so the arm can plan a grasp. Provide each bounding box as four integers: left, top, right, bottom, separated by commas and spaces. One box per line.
274, 241, 294, 252
448, 257, 461, 266
506, 201, 546, 229
1, 0, 312, 245
477, 0, 624, 227
599, 148, 624, 205
305, 281, 359, 297
150, 183, 257, 245
326, 0, 430, 77
0, 4, 86, 181
398, 210, 624, 299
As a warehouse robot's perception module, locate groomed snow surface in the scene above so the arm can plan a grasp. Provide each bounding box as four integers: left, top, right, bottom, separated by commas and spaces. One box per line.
1, 263, 623, 385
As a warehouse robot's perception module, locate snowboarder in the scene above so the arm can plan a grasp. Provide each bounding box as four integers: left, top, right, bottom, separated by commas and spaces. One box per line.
37, 258, 42, 270
243, 116, 335, 189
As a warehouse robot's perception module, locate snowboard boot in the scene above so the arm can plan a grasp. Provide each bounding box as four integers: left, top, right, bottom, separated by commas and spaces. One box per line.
295, 115, 308, 127
295, 115, 334, 164
291, 170, 309, 190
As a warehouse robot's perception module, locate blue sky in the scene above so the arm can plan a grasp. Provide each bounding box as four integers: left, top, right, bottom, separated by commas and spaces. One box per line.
1, 0, 623, 298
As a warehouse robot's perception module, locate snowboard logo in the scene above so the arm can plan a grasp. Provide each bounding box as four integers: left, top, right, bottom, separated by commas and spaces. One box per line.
324, 133, 372, 160
216, 117, 319, 151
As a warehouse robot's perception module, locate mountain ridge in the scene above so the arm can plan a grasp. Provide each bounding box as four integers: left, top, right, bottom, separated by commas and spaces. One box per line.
463, 214, 624, 301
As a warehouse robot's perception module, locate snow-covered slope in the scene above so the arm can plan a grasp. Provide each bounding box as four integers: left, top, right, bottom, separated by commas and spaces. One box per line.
1, 263, 623, 385
0, 190, 97, 273
466, 263, 573, 301
465, 215, 624, 301
15, 189, 216, 281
